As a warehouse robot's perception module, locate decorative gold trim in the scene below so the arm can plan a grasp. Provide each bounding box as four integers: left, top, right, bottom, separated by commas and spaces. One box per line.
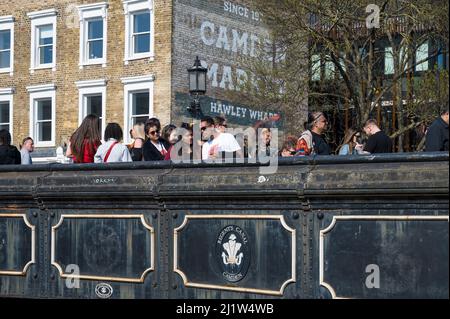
174, 214, 296, 296
319, 215, 449, 299
51, 214, 154, 283
0, 213, 36, 276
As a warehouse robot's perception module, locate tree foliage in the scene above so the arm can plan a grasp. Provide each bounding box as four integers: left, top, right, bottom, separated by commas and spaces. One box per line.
235, 0, 449, 151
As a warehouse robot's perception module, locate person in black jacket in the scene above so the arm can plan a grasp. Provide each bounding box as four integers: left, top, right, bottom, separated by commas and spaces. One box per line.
0, 129, 21, 165
143, 118, 170, 161
425, 109, 449, 152
356, 119, 392, 154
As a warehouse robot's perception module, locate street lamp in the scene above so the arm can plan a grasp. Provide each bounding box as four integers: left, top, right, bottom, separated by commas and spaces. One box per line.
187, 56, 207, 117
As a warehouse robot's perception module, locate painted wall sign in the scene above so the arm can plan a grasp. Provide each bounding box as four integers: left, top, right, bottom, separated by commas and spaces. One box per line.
175, 93, 283, 127
172, 0, 283, 127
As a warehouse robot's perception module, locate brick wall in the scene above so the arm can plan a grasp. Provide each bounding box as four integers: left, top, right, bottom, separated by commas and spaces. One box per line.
1, 0, 308, 156
171, 0, 308, 137
0, 0, 173, 152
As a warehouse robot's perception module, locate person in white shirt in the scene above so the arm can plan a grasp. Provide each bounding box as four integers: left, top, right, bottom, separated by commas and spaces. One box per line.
203, 116, 242, 160
95, 123, 132, 163
20, 137, 34, 165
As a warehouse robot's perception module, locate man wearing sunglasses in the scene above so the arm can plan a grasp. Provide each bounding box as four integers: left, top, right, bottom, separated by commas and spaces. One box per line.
143, 118, 171, 161
200, 116, 215, 160
296, 111, 331, 156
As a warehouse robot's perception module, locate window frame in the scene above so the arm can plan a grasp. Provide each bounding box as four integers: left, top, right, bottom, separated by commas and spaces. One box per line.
311, 54, 321, 82
384, 46, 394, 75
324, 55, 335, 80
37, 25, 54, 65
27, 84, 56, 148
27, 9, 57, 73
75, 79, 107, 141
0, 16, 14, 75
77, 2, 108, 68
123, 0, 154, 64
121, 75, 155, 144
0, 88, 14, 142
415, 41, 429, 72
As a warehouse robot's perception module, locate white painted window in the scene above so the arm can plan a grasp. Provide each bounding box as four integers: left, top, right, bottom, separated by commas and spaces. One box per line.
415, 41, 429, 72
123, 0, 154, 64
0, 16, 14, 75
385, 47, 394, 75
27, 84, 56, 147
77, 2, 108, 68
27, 9, 57, 73
75, 79, 107, 140
0, 88, 14, 141
385, 46, 409, 75
311, 54, 321, 81
121, 75, 155, 143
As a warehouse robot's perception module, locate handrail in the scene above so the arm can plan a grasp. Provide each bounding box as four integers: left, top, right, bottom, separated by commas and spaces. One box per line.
0, 152, 448, 173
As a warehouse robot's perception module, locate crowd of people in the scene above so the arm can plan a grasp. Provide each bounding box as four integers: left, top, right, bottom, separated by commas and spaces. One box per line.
0, 109, 448, 165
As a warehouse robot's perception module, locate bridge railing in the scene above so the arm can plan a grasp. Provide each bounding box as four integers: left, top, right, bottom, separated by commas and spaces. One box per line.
0, 153, 448, 299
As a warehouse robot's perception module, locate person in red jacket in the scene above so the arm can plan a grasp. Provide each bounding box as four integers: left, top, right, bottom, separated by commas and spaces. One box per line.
66, 114, 101, 163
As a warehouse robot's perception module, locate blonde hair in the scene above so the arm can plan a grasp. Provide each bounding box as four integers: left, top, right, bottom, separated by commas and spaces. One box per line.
132, 123, 146, 140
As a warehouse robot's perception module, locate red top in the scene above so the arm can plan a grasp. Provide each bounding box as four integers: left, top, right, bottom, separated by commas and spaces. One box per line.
164, 146, 173, 160
73, 139, 99, 163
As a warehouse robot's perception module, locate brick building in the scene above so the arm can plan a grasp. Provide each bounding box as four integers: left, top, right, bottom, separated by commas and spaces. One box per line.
1, 0, 283, 162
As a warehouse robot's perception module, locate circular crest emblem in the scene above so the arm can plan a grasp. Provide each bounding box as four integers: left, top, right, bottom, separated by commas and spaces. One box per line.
216, 225, 251, 283
95, 283, 113, 299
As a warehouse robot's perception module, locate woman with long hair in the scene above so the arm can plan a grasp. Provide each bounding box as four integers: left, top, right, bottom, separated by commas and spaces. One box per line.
337, 128, 362, 155
162, 124, 178, 145
164, 123, 193, 161
66, 114, 101, 163
143, 118, 171, 161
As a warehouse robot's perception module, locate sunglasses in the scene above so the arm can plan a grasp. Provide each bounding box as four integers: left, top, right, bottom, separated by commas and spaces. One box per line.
149, 130, 160, 136
290, 150, 297, 155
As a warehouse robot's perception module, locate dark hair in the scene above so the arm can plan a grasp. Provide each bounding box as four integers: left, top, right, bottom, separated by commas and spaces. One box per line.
213, 116, 226, 127
279, 137, 297, 156
22, 137, 33, 146
145, 117, 161, 136
180, 122, 193, 131
104, 123, 123, 141
306, 112, 326, 130
162, 124, 177, 142
200, 116, 214, 127
281, 138, 296, 151
0, 129, 12, 146
70, 114, 101, 162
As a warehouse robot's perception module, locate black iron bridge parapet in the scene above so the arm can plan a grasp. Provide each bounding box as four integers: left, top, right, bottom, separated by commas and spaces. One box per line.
0, 153, 448, 299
